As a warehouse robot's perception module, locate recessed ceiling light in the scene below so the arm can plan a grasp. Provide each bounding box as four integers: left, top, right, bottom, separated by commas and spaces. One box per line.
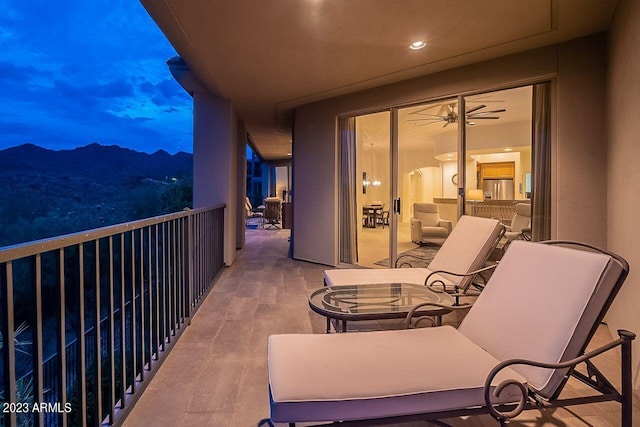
409, 41, 426, 50
287, 152, 292, 156
504, 148, 513, 152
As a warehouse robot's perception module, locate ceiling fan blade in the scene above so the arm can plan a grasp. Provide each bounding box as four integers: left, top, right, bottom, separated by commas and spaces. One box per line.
471, 116, 501, 119
410, 104, 442, 115
416, 121, 443, 126
434, 105, 445, 116
406, 118, 443, 123
411, 112, 448, 118
469, 108, 507, 116
465, 104, 486, 114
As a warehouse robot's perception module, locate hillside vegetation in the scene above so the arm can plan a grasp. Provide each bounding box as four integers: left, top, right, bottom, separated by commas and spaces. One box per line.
0, 143, 193, 247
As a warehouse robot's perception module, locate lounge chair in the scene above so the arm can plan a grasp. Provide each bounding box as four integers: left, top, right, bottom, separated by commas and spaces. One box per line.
325, 215, 505, 294
266, 241, 634, 426
263, 197, 282, 229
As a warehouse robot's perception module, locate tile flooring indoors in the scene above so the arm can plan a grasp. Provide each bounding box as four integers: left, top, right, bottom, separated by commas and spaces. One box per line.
123, 228, 640, 427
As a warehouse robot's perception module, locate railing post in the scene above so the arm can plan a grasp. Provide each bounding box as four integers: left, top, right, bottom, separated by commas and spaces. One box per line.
187, 211, 194, 321
95, 240, 103, 424
1, 262, 17, 427
619, 330, 635, 427
31, 254, 44, 427
130, 232, 137, 394
78, 244, 87, 427
108, 237, 116, 425
57, 248, 68, 426
119, 233, 127, 411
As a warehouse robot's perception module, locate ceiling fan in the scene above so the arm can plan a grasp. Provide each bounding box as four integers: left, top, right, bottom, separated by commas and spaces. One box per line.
407, 103, 506, 127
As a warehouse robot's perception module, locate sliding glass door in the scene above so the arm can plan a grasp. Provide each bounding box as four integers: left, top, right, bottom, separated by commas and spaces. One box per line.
463, 87, 533, 225
396, 99, 460, 259
353, 111, 391, 267
340, 83, 547, 267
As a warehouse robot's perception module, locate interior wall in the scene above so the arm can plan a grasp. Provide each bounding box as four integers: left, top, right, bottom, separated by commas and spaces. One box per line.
293, 36, 607, 267
606, 0, 640, 392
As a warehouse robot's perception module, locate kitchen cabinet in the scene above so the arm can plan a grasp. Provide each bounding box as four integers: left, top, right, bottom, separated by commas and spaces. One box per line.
480, 162, 515, 179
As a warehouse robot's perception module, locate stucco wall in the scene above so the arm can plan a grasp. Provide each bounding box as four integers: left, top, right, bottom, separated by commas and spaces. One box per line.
606, 0, 640, 392
556, 36, 608, 247
193, 92, 238, 265
294, 36, 607, 266
292, 102, 339, 265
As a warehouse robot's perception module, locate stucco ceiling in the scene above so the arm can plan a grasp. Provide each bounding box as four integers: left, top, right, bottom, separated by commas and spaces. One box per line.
140, 0, 618, 161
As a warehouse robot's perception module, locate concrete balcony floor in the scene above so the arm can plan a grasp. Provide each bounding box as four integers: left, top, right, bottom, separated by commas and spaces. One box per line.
123, 229, 640, 427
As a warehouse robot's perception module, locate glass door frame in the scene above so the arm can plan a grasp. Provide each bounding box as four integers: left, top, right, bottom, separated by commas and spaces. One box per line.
388, 96, 464, 268
389, 108, 399, 265
341, 83, 548, 267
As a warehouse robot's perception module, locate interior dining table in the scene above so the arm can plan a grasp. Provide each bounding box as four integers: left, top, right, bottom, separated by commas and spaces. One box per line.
362, 204, 383, 228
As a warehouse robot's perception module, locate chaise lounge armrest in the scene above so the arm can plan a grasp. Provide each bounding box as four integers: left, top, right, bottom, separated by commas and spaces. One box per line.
402, 266, 497, 328
403, 301, 472, 329
483, 329, 636, 424
423, 263, 498, 294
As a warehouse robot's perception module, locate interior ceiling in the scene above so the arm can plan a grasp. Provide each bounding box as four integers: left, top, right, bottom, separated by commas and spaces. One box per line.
359, 85, 533, 151
140, 0, 618, 161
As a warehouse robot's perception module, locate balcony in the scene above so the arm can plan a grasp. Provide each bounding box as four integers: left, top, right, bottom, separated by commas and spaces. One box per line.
1, 206, 224, 426
2, 211, 639, 426
125, 230, 640, 427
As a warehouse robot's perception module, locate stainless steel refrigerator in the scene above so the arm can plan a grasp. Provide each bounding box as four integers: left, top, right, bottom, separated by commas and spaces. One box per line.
482, 179, 514, 200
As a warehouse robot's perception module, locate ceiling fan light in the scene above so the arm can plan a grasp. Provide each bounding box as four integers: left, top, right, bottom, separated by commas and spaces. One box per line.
409, 41, 426, 50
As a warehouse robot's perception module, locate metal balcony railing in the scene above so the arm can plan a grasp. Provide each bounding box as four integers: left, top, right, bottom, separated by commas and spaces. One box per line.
0, 205, 225, 426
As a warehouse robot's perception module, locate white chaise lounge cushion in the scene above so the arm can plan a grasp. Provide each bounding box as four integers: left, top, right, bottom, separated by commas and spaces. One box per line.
427, 215, 501, 289
268, 326, 526, 423
323, 267, 446, 286
458, 240, 623, 398
324, 215, 502, 291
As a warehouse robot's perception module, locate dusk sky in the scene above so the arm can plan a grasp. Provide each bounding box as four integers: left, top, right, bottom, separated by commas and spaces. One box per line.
0, 0, 193, 154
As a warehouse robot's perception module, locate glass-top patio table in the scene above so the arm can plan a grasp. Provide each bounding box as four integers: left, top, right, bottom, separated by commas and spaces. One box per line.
308, 283, 456, 333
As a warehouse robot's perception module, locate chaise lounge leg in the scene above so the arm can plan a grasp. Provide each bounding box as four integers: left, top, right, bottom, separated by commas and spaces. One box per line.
620, 329, 635, 427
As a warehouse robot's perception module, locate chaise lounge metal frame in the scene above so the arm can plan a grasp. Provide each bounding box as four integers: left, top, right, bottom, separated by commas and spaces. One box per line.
265, 241, 635, 427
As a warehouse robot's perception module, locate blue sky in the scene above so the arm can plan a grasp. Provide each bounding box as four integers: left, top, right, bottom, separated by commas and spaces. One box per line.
0, 0, 193, 154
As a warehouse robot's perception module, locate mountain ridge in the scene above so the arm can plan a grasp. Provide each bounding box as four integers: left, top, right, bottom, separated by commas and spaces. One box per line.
0, 143, 192, 183
0, 143, 193, 247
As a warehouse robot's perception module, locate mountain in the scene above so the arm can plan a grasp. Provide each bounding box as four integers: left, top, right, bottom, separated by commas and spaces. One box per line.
0, 143, 192, 184
0, 143, 193, 247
